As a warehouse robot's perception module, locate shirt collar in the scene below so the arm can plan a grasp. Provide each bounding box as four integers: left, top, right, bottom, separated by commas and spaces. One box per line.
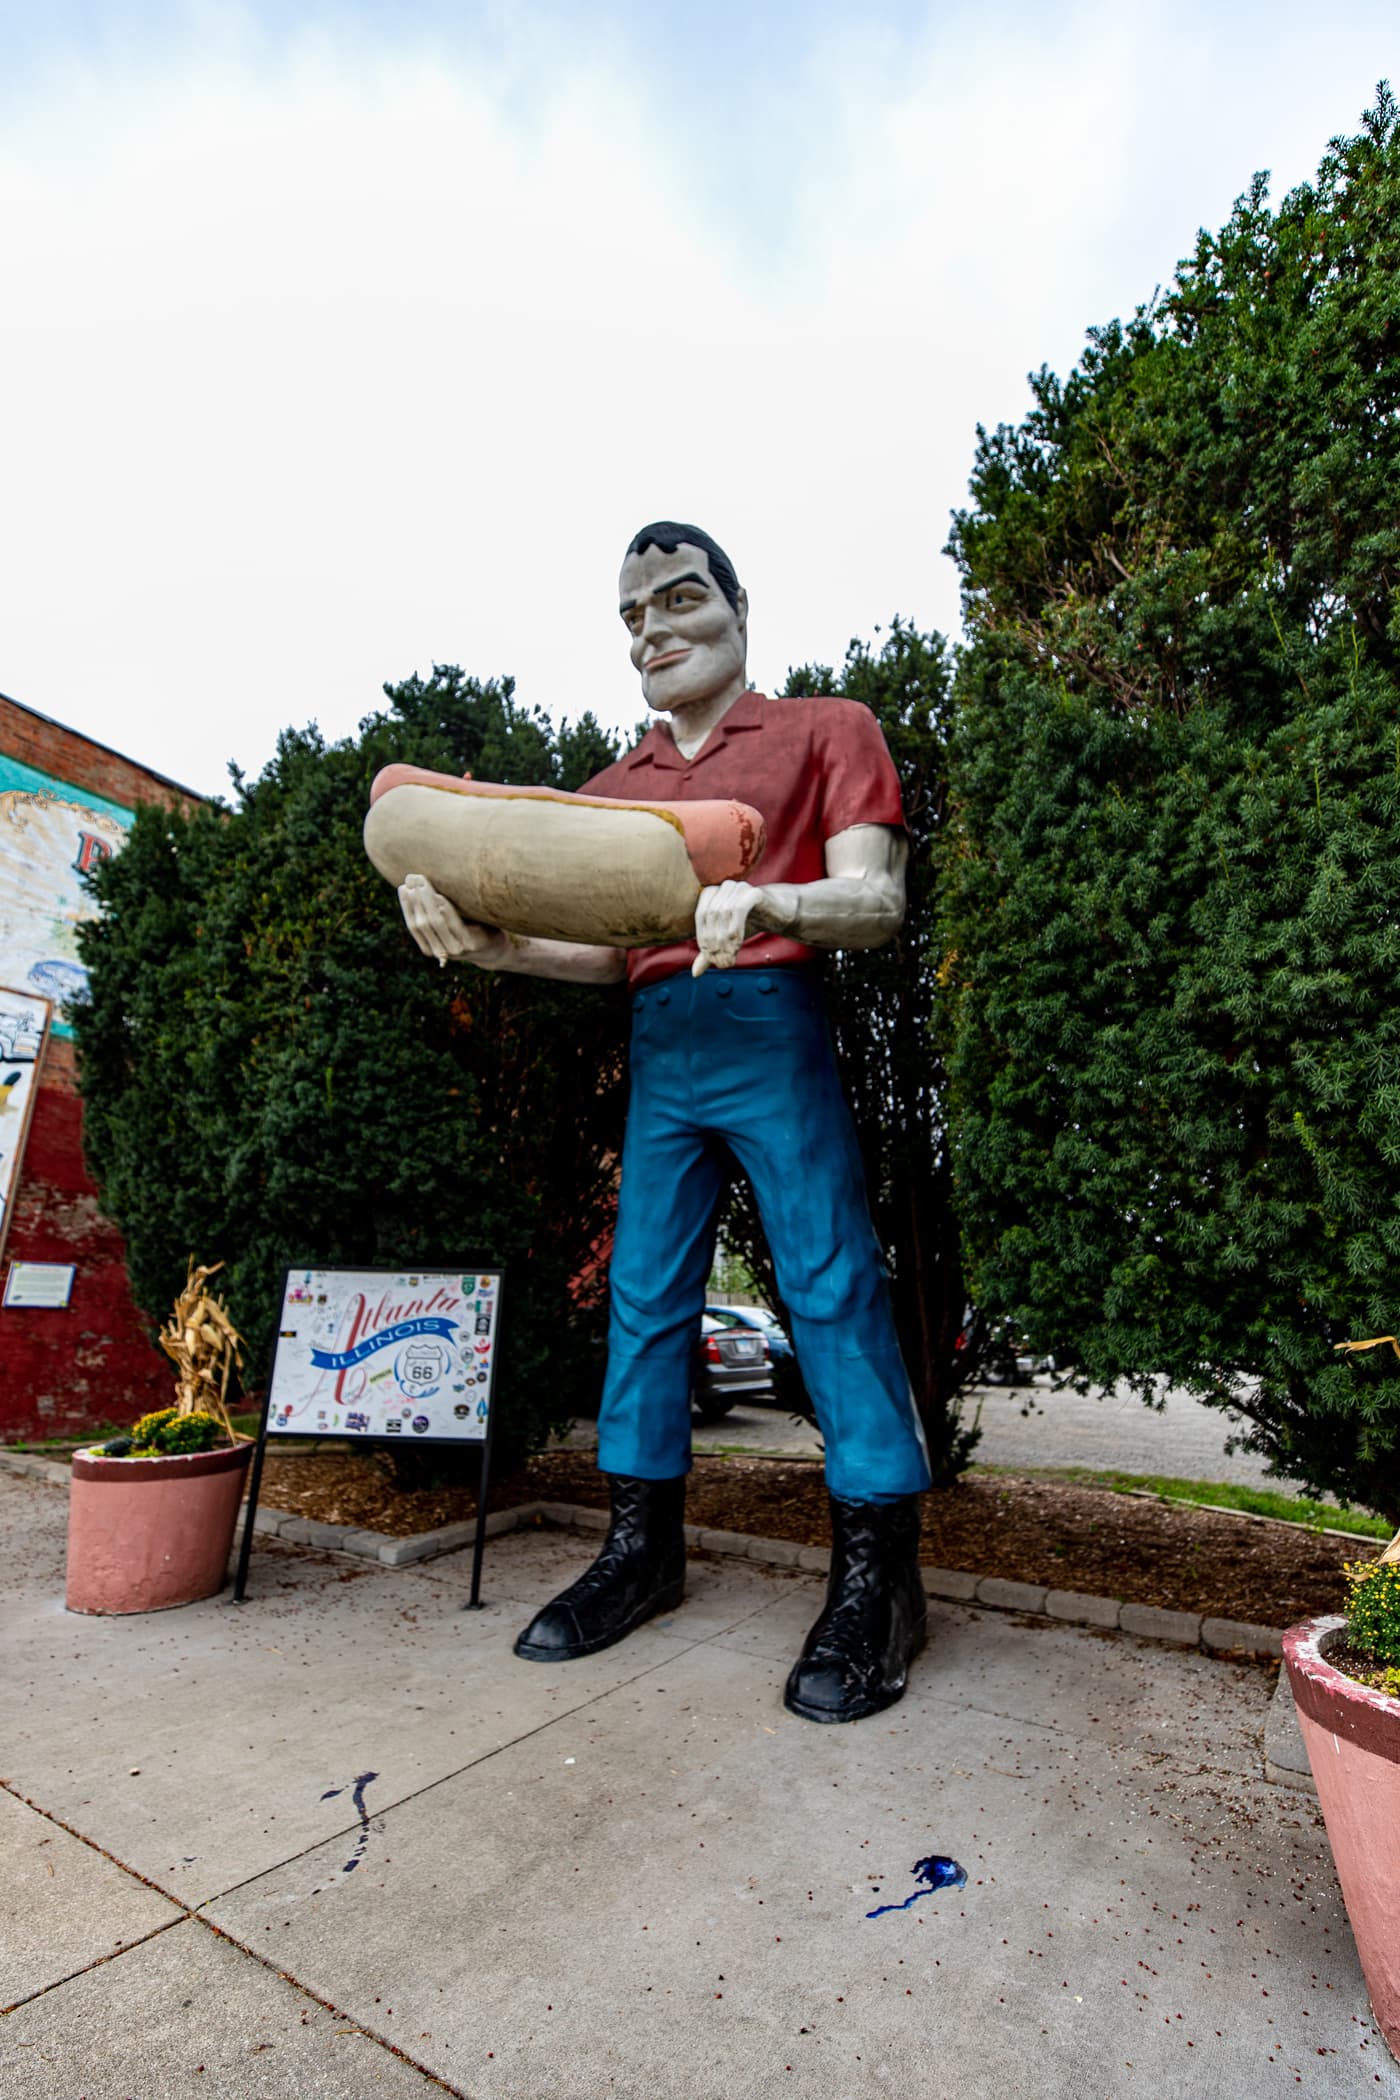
620, 690, 766, 773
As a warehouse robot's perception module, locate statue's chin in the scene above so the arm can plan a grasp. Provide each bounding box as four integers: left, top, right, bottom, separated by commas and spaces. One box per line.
642, 664, 747, 719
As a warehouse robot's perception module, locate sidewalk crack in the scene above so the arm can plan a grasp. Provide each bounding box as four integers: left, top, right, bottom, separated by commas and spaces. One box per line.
0, 1780, 194, 1913
2, 1915, 187, 2016
192, 1643, 690, 1909
0, 1784, 464, 2092
191, 1915, 470, 2096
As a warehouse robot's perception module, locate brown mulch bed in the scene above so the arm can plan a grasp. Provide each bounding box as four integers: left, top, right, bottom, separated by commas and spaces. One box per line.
259, 1448, 1375, 1628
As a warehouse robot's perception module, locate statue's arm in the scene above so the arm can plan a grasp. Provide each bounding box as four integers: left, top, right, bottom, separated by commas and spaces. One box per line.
691, 824, 907, 976
397, 875, 626, 984
397, 819, 906, 982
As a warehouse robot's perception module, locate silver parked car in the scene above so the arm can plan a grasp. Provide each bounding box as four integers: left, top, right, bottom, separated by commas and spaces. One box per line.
692, 1312, 774, 1423
705, 1302, 795, 1362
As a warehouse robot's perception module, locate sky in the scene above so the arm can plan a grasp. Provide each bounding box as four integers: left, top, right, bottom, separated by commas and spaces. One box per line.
1, 1, 1396, 798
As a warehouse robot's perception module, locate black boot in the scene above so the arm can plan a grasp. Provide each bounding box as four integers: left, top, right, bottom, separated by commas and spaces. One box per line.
513, 1475, 686, 1662
783, 1495, 927, 1723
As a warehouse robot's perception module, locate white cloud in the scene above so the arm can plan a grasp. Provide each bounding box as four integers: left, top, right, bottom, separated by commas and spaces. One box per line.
0, 3, 1393, 793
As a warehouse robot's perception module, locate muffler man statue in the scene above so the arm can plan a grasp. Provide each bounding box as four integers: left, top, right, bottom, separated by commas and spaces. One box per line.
367, 523, 931, 1722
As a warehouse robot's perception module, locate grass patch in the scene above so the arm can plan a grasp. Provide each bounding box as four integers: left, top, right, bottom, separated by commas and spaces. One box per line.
972, 1462, 1391, 1539
704, 1447, 823, 1465
4, 1427, 128, 1454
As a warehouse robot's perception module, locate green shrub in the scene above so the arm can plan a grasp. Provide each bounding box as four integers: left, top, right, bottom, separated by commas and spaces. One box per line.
941, 90, 1400, 1520
74, 668, 628, 1472
723, 624, 984, 1486
128, 1408, 222, 1456
1345, 1558, 1400, 1686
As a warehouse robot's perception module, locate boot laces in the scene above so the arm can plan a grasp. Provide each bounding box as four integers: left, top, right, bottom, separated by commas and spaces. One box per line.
558, 1533, 636, 1604
804, 1559, 886, 1662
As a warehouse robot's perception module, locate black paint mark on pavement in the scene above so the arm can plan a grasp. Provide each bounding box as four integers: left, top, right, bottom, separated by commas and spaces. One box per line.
321, 1771, 379, 1874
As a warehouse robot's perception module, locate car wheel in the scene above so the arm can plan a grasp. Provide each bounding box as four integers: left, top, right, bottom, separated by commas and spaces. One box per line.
691, 1392, 738, 1424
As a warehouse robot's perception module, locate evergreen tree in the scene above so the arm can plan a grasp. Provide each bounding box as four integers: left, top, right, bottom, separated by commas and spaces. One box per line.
723, 625, 984, 1483
74, 670, 627, 1462
942, 89, 1400, 1519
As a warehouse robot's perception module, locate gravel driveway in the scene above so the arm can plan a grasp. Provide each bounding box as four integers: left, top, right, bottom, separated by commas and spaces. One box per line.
679, 1377, 1285, 1490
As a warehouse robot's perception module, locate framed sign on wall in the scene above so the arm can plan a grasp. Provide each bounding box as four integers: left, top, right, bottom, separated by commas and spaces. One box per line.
234, 1265, 505, 1607
0, 986, 53, 1270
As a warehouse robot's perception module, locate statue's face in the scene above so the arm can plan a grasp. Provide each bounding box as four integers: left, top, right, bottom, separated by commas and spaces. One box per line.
618, 541, 748, 714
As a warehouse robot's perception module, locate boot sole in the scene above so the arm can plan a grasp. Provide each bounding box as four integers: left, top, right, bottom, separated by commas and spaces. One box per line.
783, 1621, 928, 1725
513, 1575, 686, 1663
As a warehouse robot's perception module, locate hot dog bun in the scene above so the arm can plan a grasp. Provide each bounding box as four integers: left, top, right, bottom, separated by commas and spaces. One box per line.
364, 766, 766, 948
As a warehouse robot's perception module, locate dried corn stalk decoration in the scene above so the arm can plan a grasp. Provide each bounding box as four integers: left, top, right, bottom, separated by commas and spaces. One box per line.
158, 1259, 247, 1444
1332, 1336, 1400, 1564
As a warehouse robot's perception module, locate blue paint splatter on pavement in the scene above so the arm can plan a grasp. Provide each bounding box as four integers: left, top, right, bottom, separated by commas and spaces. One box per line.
866, 1854, 966, 1918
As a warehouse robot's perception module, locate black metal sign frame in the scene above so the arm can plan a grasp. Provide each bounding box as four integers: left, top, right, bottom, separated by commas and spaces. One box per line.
233, 1262, 505, 1609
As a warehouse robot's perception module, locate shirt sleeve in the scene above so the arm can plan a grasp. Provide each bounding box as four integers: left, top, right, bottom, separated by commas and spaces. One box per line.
816, 700, 907, 838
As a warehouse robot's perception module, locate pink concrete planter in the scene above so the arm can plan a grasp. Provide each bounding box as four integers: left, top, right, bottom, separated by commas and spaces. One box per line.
1284, 1613, 1400, 2060
66, 1441, 254, 1615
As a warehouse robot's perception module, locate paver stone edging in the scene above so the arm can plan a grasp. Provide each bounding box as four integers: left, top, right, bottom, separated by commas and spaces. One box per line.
266, 1494, 1287, 1659
0, 1448, 1284, 1664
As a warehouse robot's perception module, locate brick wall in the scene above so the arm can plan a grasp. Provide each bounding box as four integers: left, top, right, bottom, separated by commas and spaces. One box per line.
1, 1056, 173, 1438
0, 694, 202, 1441
0, 693, 198, 816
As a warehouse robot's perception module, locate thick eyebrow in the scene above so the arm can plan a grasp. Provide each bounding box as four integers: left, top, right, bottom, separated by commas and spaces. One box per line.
619, 570, 712, 614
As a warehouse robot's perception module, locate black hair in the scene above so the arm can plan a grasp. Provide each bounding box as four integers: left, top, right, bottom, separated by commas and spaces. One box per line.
624, 521, 742, 614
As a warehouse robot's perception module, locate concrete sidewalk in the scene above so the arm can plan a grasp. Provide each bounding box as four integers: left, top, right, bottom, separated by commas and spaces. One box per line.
3, 1468, 1396, 2099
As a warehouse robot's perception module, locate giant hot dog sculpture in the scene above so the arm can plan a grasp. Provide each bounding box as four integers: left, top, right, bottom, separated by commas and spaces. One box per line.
364, 764, 767, 947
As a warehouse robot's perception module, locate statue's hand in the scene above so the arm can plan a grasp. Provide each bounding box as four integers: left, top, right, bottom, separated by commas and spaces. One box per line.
692, 880, 763, 976
398, 874, 510, 969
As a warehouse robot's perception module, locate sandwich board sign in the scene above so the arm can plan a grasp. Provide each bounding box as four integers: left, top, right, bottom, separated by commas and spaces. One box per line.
234, 1265, 504, 1606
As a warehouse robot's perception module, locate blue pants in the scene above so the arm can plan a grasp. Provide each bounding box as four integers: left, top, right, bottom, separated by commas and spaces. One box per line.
597, 968, 931, 1503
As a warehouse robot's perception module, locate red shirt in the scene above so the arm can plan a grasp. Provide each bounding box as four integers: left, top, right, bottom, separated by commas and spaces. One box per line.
582, 692, 906, 990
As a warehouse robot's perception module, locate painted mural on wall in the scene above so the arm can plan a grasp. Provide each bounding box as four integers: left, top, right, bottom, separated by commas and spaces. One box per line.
0, 985, 53, 1261
0, 755, 134, 1037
